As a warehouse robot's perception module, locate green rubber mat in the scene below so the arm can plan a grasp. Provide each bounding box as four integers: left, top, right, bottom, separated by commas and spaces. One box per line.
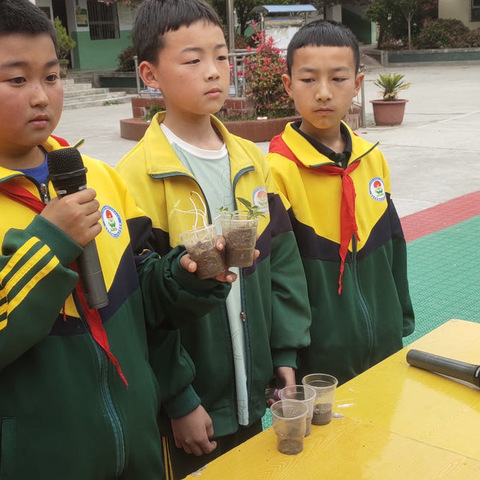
404, 215, 480, 345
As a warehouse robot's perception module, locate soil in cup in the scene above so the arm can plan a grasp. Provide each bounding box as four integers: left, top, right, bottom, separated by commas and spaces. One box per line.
223, 223, 257, 267
188, 240, 225, 279
277, 438, 304, 455
312, 402, 333, 425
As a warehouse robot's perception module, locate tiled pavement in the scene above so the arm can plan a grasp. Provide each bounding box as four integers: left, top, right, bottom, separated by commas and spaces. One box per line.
403, 193, 480, 345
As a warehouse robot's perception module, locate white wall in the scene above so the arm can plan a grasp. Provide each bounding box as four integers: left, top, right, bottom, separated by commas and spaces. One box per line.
266, 26, 300, 51
439, 0, 480, 29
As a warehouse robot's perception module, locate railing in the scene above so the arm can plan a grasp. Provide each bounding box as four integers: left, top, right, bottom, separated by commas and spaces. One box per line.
228, 50, 251, 98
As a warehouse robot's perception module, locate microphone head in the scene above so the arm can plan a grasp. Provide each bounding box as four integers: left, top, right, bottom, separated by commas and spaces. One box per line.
48, 147, 87, 197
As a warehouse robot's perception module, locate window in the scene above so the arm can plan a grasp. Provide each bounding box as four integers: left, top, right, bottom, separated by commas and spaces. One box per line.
87, 0, 120, 40
473, 0, 480, 22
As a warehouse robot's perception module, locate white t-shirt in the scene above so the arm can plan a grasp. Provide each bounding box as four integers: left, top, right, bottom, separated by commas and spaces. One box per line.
161, 123, 250, 425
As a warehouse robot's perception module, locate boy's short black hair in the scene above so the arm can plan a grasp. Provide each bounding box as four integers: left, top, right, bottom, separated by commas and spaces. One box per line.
286, 20, 360, 75
0, 0, 57, 51
133, 0, 223, 64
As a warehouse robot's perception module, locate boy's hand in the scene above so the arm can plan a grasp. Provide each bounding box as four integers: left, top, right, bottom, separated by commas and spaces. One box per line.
266, 366, 296, 406
41, 188, 102, 246
180, 253, 237, 283
180, 236, 242, 283
171, 405, 217, 456
179, 236, 260, 282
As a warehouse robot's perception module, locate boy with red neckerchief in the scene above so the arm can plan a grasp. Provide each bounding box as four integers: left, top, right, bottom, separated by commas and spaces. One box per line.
268, 20, 415, 386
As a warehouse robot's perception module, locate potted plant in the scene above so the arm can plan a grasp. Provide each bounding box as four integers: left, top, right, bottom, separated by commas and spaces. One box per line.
220, 197, 265, 268
220, 30, 300, 143
370, 72, 411, 126
178, 192, 226, 279
54, 17, 76, 78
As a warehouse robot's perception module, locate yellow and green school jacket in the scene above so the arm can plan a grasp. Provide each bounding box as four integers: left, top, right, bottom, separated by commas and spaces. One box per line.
116, 112, 311, 438
0, 136, 229, 480
267, 122, 414, 385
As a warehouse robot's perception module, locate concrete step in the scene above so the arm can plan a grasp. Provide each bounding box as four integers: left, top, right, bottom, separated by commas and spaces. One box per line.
64, 87, 111, 98
64, 90, 125, 103
63, 80, 95, 92
63, 93, 133, 110
67, 70, 114, 85
61, 74, 131, 110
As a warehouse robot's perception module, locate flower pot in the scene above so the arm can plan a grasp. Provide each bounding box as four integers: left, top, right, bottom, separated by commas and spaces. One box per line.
221, 215, 258, 268
370, 99, 408, 126
223, 116, 301, 142
180, 225, 225, 279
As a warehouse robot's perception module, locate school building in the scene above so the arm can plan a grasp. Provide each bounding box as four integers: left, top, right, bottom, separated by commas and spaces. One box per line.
439, 0, 480, 28
29, 1, 480, 73
31, 0, 136, 71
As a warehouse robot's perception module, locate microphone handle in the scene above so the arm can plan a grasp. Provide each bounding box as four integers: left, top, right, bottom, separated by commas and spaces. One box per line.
77, 241, 109, 309
407, 349, 480, 387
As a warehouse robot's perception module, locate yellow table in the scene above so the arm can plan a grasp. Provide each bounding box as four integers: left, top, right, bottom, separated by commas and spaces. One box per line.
185, 320, 480, 479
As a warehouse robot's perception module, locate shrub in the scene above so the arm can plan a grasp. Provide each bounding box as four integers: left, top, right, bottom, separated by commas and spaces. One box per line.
117, 45, 136, 72
243, 31, 295, 119
415, 19, 470, 49
142, 103, 164, 122
54, 17, 76, 60
379, 37, 406, 50
465, 28, 480, 48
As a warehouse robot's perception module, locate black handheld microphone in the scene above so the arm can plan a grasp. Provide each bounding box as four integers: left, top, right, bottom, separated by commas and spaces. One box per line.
48, 147, 109, 309
406, 349, 480, 388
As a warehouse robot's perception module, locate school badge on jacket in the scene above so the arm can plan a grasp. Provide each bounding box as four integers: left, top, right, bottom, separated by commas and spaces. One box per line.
369, 177, 386, 202
101, 205, 123, 238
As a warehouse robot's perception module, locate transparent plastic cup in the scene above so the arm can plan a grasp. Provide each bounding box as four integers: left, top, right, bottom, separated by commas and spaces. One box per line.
279, 384, 317, 436
270, 399, 308, 455
301, 373, 338, 426
221, 215, 258, 268
180, 225, 225, 279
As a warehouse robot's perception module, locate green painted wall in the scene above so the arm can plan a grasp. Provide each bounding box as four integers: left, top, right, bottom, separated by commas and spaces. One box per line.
71, 30, 132, 71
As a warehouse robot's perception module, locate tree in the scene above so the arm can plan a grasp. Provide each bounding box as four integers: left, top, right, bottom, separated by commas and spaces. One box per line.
366, 0, 436, 49
210, 0, 290, 37
398, 0, 429, 49
54, 17, 76, 60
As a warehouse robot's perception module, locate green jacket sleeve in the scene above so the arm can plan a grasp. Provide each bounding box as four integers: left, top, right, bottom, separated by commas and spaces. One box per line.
137, 247, 230, 330
0, 216, 81, 370
388, 199, 415, 337
270, 229, 312, 368
148, 326, 201, 418
265, 172, 312, 369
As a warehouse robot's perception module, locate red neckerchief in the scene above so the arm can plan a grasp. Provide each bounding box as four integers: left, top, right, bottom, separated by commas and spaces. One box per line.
270, 133, 362, 295
0, 180, 128, 386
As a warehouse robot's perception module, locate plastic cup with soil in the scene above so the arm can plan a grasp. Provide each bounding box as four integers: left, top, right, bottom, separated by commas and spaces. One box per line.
279, 384, 317, 436
270, 399, 308, 455
301, 373, 338, 426
221, 214, 258, 268
180, 224, 225, 279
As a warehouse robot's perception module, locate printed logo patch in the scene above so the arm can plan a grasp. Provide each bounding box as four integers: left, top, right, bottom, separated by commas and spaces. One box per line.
252, 186, 269, 214
369, 177, 386, 202
101, 205, 122, 238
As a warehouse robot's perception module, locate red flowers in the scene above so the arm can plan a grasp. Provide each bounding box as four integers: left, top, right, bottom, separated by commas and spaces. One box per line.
243, 31, 295, 118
